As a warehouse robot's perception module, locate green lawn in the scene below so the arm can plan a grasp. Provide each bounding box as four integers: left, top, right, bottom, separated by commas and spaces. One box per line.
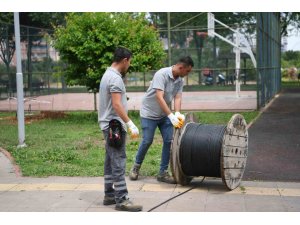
0, 110, 259, 177
281, 80, 300, 88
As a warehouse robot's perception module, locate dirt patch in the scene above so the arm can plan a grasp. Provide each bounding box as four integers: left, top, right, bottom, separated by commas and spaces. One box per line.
1, 111, 66, 124
40, 111, 66, 119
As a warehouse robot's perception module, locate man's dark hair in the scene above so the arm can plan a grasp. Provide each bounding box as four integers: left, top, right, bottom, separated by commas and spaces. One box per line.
178, 56, 194, 67
113, 47, 132, 63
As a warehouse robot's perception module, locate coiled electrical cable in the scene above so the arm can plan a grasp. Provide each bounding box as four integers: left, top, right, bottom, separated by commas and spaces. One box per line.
179, 123, 226, 178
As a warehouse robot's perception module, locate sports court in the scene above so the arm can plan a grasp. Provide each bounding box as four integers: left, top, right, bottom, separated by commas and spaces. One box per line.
0, 91, 257, 112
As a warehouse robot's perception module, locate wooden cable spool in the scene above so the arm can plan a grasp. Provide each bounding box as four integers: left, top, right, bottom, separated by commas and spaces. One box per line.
170, 113, 248, 190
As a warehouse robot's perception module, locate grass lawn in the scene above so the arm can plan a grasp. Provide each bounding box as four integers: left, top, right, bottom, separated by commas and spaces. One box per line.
281, 80, 300, 88
0, 110, 259, 177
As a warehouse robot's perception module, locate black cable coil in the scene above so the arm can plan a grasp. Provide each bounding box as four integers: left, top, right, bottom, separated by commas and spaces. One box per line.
179, 123, 226, 177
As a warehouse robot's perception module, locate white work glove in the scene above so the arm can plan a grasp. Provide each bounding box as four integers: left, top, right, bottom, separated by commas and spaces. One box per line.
126, 120, 139, 138
168, 113, 183, 129
175, 112, 185, 124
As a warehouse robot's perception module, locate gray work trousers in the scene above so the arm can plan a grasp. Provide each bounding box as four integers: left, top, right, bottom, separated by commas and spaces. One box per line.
102, 129, 128, 203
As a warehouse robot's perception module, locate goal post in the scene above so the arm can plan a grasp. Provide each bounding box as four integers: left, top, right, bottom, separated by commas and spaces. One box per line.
207, 12, 257, 97
207, 12, 215, 38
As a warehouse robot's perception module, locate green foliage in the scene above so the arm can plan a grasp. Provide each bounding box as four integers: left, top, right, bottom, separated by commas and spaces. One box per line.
0, 17, 16, 67
280, 12, 300, 36
281, 51, 300, 79
282, 80, 300, 88
282, 50, 300, 68
149, 12, 300, 41
22, 12, 66, 29
53, 13, 166, 92
0, 13, 14, 23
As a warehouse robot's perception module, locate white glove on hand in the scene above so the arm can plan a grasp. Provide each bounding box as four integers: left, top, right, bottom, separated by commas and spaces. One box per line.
175, 112, 185, 123
168, 113, 183, 129
126, 120, 139, 138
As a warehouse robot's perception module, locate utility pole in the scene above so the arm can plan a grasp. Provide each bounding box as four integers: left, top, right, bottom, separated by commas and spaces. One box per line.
14, 12, 26, 148
167, 12, 171, 66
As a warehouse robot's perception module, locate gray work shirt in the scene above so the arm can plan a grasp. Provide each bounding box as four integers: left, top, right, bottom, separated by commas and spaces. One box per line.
140, 66, 183, 120
98, 67, 127, 131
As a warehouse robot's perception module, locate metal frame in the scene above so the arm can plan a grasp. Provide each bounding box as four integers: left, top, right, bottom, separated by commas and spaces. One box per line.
208, 12, 257, 97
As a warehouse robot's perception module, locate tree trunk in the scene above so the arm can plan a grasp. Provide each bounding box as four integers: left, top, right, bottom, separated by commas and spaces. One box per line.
6, 62, 12, 97
5, 26, 12, 97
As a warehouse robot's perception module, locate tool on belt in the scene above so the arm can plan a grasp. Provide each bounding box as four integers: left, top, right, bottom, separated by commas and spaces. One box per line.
108, 119, 124, 148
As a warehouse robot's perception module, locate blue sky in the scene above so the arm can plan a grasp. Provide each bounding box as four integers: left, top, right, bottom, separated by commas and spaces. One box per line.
287, 34, 300, 51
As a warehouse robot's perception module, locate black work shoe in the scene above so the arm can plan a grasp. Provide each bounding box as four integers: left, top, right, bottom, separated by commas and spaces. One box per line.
129, 163, 141, 181
115, 199, 143, 212
157, 171, 176, 184
103, 196, 116, 205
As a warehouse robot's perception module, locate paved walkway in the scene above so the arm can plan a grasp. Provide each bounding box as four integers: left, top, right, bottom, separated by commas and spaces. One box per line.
1, 146, 300, 212
0, 91, 257, 111
1, 173, 300, 212
0, 151, 15, 178
244, 88, 300, 181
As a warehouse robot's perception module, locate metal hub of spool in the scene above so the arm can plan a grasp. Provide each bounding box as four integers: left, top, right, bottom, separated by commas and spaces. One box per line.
170, 113, 248, 190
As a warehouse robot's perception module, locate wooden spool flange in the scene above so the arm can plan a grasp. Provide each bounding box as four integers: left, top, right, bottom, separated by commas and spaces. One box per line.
221, 114, 248, 190
170, 112, 198, 185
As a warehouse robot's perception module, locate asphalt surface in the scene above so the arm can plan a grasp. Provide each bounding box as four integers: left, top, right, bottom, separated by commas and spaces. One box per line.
244, 87, 300, 181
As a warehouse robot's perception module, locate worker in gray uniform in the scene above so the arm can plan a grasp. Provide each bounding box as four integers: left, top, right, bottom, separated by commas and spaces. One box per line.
129, 56, 194, 184
98, 47, 142, 212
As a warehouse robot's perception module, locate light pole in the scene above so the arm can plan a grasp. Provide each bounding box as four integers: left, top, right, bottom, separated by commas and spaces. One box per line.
14, 12, 26, 148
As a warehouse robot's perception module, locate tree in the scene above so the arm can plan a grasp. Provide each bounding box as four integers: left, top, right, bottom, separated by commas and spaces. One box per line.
53, 12, 166, 109
280, 12, 300, 36
18, 13, 66, 95
1, 12, 67, 95
0, 13, 15, 96
281, 50, 300, 79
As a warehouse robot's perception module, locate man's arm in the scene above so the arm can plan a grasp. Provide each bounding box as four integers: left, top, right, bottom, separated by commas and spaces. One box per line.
155, 89, 172, 115
111, 92, 130, 123
156, 89, 183, 128
111, 92, 139, 137
174, 93, 182, 112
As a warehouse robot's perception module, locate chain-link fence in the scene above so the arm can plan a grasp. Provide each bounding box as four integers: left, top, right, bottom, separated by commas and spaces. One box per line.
1, 18, 259, 100
256, 13, 281, 108
1, 13, 280, 111
0, 23, 68, 99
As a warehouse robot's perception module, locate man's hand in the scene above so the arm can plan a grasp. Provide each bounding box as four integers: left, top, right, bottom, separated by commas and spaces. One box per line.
175, 112, 185, 124
126, 120, 139, 138
168, 113, 184, 129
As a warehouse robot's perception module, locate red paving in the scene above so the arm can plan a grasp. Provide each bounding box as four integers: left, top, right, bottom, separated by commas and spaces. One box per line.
0, 91, 257, 112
